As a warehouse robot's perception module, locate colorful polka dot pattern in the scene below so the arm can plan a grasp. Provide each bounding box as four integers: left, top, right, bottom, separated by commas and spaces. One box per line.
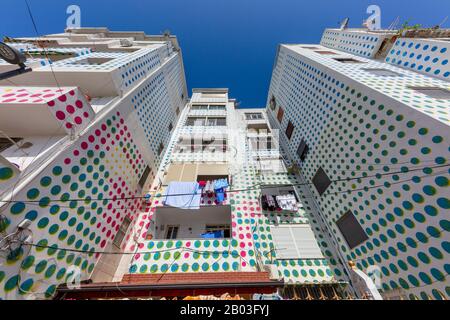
320, 29, 388, 58
267, 43, 450, 299
129, 105, 340, 286
385, 38, 450, 81
0, 111, 150, 299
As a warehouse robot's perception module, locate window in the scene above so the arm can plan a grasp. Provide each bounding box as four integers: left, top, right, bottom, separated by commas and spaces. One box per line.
301, 46, 320, 50
296, 138, 309, 161
336, 210, 369, 249
191, 104, 208, 110
0, 137, 22, 152
157, 142, 164, 155
209, 105, 226, 111
271, 225, 324, 259
315, 50, 337, 55
113, 216, 132, 247
333, 57, 365, 63
72, 57, 114, 65
176, 107, 180, 116
186, 117, 206, 126
165, 225, 179, 239
245, 113, 263, 120
362, 68, 402, 77
408, 86, 450, 99
312, 167, 331, 195
277, 107, 284, 123
269, 95, 276, 110
285, 121, 294, 140
207, 117, 226, 126
138, 165, 151, 189
168, 122, 173, 132
205, 225, 231, 238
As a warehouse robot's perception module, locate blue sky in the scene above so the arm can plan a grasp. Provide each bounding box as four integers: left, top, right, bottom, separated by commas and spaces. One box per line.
1, 0, 449, 108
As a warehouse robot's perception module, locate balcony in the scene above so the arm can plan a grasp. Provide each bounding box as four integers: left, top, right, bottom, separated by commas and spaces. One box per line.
148, 205, 232, 240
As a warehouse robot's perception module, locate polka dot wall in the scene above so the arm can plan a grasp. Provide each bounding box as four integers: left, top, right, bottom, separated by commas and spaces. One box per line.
128, 101, 340, 287
266, 41, 450, 300
385, 38, 450, 81
0, 45, 187, 299
320, 29, 389, 58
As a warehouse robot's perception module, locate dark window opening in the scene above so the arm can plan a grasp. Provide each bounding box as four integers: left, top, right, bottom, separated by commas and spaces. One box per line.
296, 138, 309, 161
277, 107, 284, 123
165, 225, 179, 239
285, 121, 294, 140
168, 122, 173, 132
333, 57, 365, 63
315, 50, 337, 55
270, 95, 276, 110
113, 216, 132, 247
176, 107, 180, 116
408, 86, 450, 99
312, 167, 331, 195
157, 142, 164, 155
138, 165, 151, 189
336, 210, 369, 249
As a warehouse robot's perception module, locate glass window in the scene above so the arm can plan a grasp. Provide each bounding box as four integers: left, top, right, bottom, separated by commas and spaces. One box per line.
336, 211, 369, 249
245, 113, 263, 120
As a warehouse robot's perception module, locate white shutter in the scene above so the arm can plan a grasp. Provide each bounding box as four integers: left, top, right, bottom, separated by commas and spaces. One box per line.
271, 226, 298, 259
291, 225, 324, 259
271, 225, 323, 259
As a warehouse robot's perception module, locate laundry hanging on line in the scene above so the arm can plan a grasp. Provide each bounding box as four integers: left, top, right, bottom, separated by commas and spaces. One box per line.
162, 181, 201, 209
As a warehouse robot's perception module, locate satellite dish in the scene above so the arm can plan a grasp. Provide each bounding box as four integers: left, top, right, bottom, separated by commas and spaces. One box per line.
339, 18, 349, 30
0, 42, 27, 66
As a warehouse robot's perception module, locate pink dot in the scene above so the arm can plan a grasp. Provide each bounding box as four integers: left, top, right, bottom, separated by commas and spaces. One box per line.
75, 100, 83, 108
74, 116, 82, 124
58, 94, 67, 102
66, 105, 75, 113
65, 123, 72, 129
81, 142, 88, 149
64, 158, 71, 165
55, 111, 65, 120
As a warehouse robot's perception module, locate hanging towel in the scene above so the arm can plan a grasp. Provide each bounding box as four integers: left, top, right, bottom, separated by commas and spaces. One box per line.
276, 194, 298, 211
200, 232, 216, 239
214, 179, 229, 203
162, 181, 201, 209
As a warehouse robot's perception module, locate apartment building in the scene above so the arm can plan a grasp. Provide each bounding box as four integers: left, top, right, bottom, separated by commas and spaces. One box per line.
0, 27, 187, 299
266, 26, 450, 300
53, 88, 357, 300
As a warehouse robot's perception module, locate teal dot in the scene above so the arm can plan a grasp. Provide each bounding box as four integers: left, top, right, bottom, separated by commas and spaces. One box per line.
10, 202, 26, 215
27, 188, 40, 200
40, 176, 52, 187
0, 167, 14, 181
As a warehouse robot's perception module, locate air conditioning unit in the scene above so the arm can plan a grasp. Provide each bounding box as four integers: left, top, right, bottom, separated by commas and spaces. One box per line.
263, 264, 281, 280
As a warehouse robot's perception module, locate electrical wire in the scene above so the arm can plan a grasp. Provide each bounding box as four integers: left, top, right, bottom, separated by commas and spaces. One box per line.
2, 162, 448, 206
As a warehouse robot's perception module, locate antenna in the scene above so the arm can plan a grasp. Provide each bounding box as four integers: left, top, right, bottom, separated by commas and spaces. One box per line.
388, 16, 400, 30
339, 17, 349, 30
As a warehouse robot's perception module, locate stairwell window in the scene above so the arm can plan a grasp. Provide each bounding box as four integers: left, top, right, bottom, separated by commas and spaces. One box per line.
296, 138, 309, 161
285, 121, 294, 140
113, 216, 131, 247
277, 107, 284, 123
138, 165, 151, 189
362, 68, 402, 77
312, 167, 331, 195
157, 142, 164, 155
336, 210, 368, 249
270, 95, 276, 111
